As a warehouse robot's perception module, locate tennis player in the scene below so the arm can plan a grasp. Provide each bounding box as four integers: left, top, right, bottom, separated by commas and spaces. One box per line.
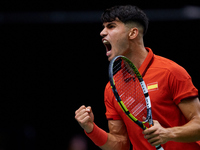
75, 5, 200, 149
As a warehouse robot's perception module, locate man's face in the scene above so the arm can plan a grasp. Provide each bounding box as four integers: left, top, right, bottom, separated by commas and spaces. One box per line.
100, 20, 130, 61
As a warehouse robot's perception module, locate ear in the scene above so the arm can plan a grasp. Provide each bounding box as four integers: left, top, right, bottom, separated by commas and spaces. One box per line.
128, 28, 138, 40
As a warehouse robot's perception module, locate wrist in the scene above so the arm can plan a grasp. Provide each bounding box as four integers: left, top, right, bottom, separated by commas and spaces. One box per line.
84, 122, 108, 146
85, 122, 94, 133
166, 127, 176, 142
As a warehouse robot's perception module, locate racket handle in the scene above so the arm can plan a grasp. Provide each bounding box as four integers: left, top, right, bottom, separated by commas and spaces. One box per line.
156, 145, 164, 150
146, 126, 164, 149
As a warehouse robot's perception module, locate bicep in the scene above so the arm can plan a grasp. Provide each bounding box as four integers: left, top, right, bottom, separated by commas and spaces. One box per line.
178, 97, 200, 121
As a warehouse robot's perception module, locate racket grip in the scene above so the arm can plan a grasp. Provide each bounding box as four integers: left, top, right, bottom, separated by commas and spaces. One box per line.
156, 145, 164, 150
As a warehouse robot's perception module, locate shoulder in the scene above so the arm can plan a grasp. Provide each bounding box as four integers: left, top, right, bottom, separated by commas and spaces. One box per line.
105, 81, 112, 94
105, 81, 111, 89
153, 55, 191, 80
104, 81, 114, 99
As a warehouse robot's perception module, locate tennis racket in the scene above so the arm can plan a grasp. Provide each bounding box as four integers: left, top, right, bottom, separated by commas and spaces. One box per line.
108, 55, 164, 150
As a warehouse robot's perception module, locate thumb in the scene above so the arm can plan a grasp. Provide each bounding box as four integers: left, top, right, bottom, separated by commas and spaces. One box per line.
86, 106, 92, 112
86, 106, 94, 122
153, 120, 160, 126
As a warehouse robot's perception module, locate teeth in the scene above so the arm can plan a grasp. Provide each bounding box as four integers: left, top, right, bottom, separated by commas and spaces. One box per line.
103, 39, 112, 53
103, 40, 110, 44
107, 51, 111, 54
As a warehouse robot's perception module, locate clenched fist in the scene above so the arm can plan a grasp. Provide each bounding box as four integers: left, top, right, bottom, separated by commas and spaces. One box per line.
75, 105, 94, 133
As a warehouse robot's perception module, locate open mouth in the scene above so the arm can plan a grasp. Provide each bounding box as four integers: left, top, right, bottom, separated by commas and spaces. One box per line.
103, 39, 112, 56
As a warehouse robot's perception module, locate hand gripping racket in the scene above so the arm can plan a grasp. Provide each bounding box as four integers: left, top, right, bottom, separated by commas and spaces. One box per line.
108, 55, 164, 150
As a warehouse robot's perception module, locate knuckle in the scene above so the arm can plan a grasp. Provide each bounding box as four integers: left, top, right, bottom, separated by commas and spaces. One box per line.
75, 110, 78, 114
80, 120, 85, 124
81, 105, 86, 108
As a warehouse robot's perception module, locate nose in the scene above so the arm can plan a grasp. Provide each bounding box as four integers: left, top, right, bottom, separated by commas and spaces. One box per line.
100, 28, 107, 37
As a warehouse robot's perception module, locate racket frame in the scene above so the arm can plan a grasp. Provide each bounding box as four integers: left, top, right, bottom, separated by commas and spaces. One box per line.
109, 55, 164, 150
109, 55, 153, 130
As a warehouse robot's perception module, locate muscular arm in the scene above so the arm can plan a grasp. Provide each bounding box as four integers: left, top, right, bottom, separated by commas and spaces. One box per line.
75, 105, 130, 150
100, 120, 130, 150
143, 97, 200, 146
168, 97, 200, 142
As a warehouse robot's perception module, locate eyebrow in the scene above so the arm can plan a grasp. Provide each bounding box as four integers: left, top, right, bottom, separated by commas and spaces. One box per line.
103, 22, 117, 27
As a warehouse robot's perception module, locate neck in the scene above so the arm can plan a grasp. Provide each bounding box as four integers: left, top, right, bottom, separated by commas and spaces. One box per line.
125, 45, 148, 69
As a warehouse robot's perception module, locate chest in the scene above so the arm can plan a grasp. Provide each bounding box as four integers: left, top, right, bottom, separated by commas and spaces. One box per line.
143, 68, 174, 107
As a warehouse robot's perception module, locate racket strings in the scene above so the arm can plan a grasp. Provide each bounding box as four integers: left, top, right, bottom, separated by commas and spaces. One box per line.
113, 59, 147, 121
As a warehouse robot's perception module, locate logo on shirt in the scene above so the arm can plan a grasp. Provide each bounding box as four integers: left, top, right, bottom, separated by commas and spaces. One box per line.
147, 82, 158, 92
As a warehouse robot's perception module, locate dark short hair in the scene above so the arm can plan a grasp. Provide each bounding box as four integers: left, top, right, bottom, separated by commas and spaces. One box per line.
101, 5, 149, 35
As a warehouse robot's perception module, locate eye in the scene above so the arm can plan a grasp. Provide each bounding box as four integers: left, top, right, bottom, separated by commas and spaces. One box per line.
107, 24, 115, 29
109, 25, 114, 29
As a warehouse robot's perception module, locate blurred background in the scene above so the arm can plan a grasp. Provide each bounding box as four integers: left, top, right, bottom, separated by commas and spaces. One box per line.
1, 1, 200, 149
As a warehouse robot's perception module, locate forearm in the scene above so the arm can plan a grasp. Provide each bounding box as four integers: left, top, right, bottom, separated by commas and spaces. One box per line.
85, 122, 130, 150
100, 120, 130, 150
100, 132, 130, 150
167, 117, 200, 143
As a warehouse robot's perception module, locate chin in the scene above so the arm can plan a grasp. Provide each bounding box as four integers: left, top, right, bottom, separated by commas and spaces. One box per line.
108, 57, 112, 61
108, 53, 117, 61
